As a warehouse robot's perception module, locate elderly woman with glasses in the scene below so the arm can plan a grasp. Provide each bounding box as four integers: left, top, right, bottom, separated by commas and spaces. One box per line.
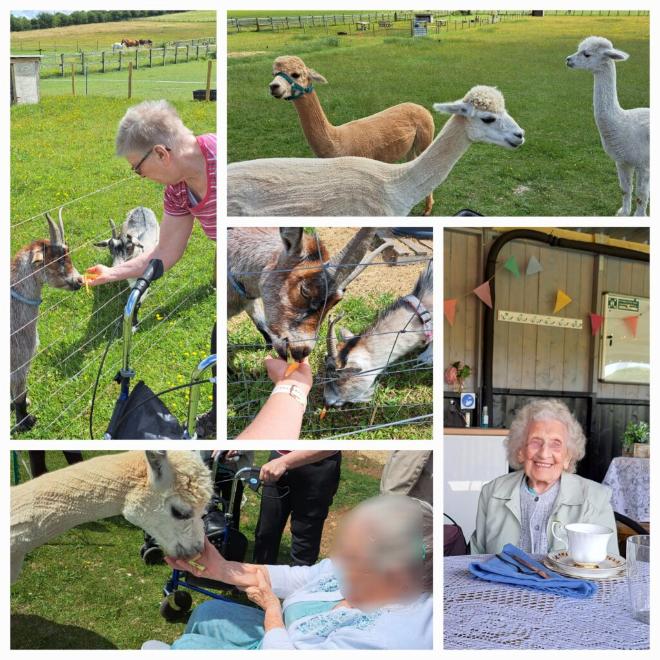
142, 495, 433, 650
471, 399, 617, 555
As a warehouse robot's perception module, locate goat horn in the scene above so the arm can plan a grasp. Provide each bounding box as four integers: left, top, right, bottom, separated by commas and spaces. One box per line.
109, 219, 117, 239
44, 212, 59, 246
336, 239, 394, 293
325, 228, 376, 286
57, 207, 65, 244
326, 313, 344, 361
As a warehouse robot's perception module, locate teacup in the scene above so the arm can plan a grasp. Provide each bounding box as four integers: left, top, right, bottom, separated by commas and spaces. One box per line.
551, 522, 613, 565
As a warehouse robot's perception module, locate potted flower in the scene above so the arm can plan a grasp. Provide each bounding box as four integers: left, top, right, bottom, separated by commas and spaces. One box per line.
622, 420, 650, 459
444, 361, 471, 393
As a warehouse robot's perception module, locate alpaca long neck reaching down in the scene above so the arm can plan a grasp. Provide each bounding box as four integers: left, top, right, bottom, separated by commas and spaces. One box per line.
399, 115, 472, 208
292, 92, 339, 156
592, 62, 625, 129
11, 453, 142, 556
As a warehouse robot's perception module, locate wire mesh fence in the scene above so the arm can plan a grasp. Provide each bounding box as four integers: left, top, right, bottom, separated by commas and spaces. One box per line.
227, 229, 433, 440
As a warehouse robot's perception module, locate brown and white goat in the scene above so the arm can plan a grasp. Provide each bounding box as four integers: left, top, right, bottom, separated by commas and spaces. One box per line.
227, 227, 378, 361
10, 210, 83, 431
324, 259, 433, 406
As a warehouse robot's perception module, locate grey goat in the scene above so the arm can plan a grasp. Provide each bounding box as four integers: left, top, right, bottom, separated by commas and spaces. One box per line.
324, 259, 433, 406
228, 227, 381, 361
94, 206, 159, 285
10, 210, 83, 431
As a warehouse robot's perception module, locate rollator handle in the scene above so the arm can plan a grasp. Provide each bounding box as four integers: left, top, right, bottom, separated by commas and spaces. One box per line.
133, 258, 164, 296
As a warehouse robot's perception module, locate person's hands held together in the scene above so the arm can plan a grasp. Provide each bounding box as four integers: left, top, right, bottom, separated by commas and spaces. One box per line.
246, 567, 281, 613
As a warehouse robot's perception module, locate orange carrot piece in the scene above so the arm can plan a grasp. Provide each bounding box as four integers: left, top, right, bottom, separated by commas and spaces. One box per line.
284, 362, 300, 378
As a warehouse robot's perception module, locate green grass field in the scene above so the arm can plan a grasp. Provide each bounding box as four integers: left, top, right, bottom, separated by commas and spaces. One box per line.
39, 60, 216, 101
10, 96, 215, 439
227, 15, 649, 216
228, 294, 433, 440
11, 11, 216, 53
10, 450, 382, 649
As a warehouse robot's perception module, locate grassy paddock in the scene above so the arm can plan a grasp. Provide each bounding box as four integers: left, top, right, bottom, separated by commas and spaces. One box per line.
10, 97, 215, 439
228, 15, 649, 216
39, 60, 216, 101
10, 450, 382, 649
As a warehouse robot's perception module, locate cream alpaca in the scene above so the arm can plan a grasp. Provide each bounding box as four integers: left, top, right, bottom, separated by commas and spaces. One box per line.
566, 36, 649, 216
269, 55, 436, 215
11, 451, 213, 584
228, 85, 524, 217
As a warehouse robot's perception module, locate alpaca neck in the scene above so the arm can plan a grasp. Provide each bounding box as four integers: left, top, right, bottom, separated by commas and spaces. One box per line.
400, 115, 471, 204
593, 63, 625, 128
11, 453, 142, 553
292, 91, 338, 156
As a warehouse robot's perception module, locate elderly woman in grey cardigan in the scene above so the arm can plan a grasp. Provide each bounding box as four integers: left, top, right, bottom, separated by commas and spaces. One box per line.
471, 399, 617, 555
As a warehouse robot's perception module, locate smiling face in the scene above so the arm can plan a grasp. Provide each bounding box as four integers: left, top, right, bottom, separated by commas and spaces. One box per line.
517, 419, 571, 491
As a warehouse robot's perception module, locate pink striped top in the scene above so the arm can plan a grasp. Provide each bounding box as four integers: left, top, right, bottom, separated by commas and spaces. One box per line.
163, 133, 216, 241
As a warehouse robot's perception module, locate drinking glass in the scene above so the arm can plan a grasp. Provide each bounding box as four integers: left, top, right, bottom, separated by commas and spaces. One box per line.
627, 535, 650, 624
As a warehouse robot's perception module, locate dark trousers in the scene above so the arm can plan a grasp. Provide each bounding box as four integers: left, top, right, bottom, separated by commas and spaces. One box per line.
253, 452, 341, 566
29, 451, 83, 478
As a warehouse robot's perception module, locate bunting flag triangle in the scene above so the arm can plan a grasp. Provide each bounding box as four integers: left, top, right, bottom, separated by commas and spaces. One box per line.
624, 315, 639, 338
473, 281, 492, 308
589, 313, 604, 336
444, 299, 458, 326
526, 255, 543, 276
554, 289, 572, 314
503, 255, 520, 278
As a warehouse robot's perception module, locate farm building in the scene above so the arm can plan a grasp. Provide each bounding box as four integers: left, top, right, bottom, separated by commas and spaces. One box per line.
444, 227, 649, 538
10, 55, 42, 105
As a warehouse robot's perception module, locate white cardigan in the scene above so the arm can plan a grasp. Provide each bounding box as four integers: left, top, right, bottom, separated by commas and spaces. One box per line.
262, 559, 432, 650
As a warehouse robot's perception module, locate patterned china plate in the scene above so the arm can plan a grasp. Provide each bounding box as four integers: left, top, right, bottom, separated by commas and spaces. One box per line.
543, 551, 626, 580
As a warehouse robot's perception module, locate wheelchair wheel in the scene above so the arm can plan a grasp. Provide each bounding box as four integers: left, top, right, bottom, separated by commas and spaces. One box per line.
160, 590, 193, 622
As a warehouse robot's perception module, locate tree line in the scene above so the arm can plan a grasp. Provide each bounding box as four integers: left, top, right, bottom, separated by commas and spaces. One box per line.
10, 10, 181, 32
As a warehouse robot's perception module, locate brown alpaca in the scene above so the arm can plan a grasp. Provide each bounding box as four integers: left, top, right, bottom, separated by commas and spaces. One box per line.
269, 55, 436, 216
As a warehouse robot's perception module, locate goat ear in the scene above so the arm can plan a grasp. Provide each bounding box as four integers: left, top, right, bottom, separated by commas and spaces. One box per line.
307, 68, 327, 84
279, 228, 304, 257
31, 247, 44, 265
604, 48, 629, 61
145, 451, 173, 491
339, 327, 354, 341
94, 240, 110, 248
433, 101, 473, 117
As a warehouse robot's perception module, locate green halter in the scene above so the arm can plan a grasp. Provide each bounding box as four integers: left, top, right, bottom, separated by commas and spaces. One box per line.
275, 71, 314, 101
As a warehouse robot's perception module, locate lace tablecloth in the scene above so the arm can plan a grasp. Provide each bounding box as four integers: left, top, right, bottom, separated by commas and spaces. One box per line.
602, 457, 650, 522
444, 555, 649, 650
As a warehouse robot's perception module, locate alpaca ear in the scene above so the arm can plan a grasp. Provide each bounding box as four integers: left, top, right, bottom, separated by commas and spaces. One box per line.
433, 101, 473, 117
307, 68, 328, 84
145, 451, 174, 491
279, 228, 304, 257
604, 48, 629, 61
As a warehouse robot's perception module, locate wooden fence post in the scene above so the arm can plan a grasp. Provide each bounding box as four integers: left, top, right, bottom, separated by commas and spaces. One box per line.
135, 48, 139, 69
128, 61, 133, 99
163, 47, 167, 66
102, 50, 105, 73
186, 44, 190, 61
149, 48, 153, 67
196, 44, 199, 60
174, 46, 178, 64
60, 52, 65, 77
119, 50, 122, 71
71, 62, 76, 96
205, 59, 213, 101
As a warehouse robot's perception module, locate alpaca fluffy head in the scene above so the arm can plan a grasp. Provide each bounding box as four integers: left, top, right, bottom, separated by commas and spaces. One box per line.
269, 55, 328, 100
566, 36, 629, 72
122, 451, 213, 560
433, 85, 524, 149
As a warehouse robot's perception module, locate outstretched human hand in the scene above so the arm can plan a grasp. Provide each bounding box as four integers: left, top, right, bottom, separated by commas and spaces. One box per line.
84, 265, 114, 287
264, 355, 313, 394
164, 537, 226, 581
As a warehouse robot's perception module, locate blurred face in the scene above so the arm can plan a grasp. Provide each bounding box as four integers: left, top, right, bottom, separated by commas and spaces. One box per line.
517, 419, 571, 491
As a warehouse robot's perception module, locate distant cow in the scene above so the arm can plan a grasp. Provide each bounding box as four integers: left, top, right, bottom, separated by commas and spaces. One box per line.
121, 38, 139, 48
138, 39, 153, 47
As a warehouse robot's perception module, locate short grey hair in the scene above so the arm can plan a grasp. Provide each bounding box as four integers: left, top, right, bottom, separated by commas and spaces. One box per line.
115, 100, 194, 156
505, 399, 586, 473
346, 494, 433, 592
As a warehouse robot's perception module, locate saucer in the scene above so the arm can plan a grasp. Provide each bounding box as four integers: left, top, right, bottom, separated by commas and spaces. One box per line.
544, 551, 626, 580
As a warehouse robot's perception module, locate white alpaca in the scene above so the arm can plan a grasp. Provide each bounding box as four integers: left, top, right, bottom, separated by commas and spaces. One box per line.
228, 85, 524, 216
269, 55, 436, 215
566, 36, 649, 216
11, 451, 212, 584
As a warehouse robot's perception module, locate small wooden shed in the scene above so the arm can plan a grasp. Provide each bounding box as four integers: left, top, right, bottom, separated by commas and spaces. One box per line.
10, 55, 42, 105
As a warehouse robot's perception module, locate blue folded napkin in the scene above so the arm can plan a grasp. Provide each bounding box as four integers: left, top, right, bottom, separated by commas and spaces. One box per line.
469, 544, 597, 599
